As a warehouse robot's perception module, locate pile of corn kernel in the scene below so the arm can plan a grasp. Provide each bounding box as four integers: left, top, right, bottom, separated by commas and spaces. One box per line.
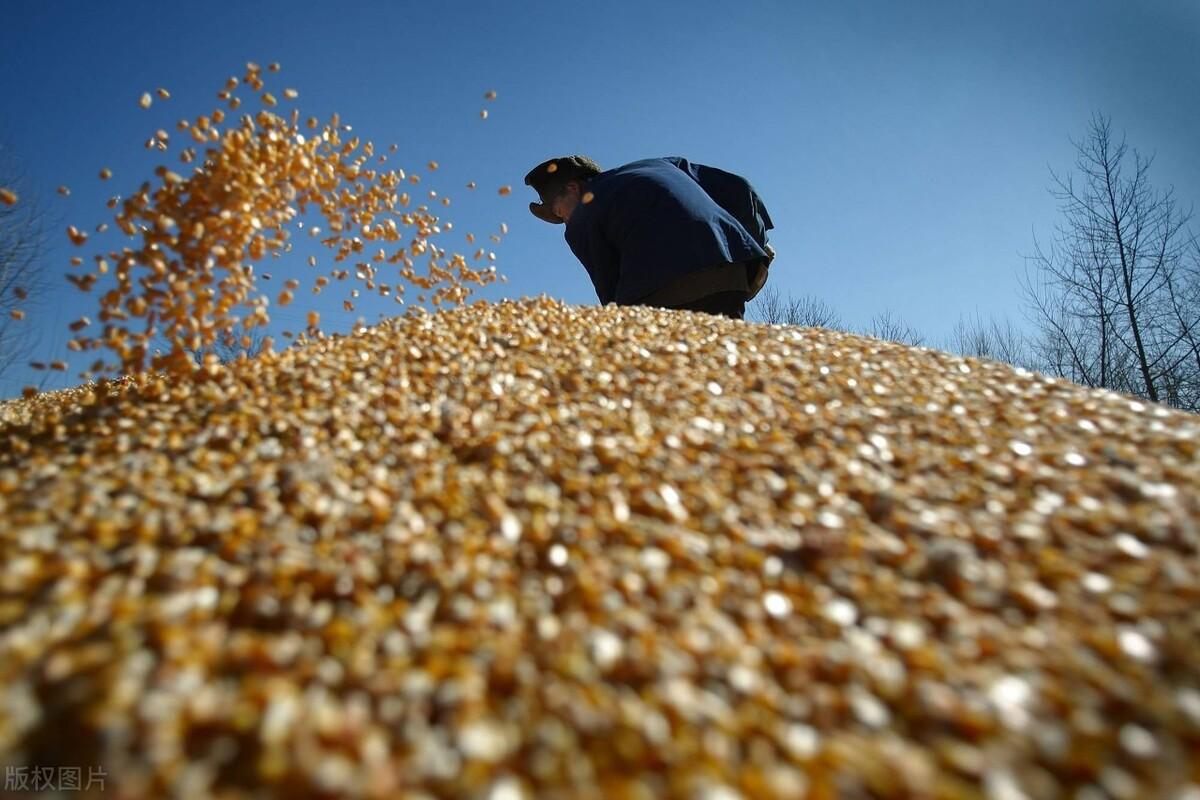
29, 61, 499, 381
1, 297, 1198, 799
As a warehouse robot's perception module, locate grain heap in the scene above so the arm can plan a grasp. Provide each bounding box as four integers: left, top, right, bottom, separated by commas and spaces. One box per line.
2, 297, 1199, 799
33, 62, 499, 382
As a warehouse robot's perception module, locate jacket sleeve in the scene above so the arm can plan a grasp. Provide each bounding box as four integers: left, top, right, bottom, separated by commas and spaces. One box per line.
565, 222, 620, 305
664, 156, 774, 248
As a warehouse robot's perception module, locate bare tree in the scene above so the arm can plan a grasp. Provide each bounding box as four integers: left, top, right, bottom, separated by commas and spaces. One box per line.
946, 312, 1033, 368
749, 286, 845, 329
186, 328, 268, 365
1158, 235, 1200, 406
0, 147, 50, 383
1021, 114, 1198, 411
866, 309, 925, 347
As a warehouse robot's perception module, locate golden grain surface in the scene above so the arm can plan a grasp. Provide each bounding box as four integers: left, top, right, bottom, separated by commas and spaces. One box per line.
1, 298, 1198, 799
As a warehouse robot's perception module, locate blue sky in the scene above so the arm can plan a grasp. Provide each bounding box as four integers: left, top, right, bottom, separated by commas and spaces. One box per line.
2, 0, 1198, 397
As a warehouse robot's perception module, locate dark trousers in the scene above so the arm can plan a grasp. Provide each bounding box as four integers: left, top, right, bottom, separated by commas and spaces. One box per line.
668, 291, 748, 320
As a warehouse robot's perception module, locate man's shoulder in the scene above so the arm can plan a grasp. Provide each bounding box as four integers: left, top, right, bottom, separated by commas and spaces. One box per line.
606, 157, 686, 175
593, 158, 696, 191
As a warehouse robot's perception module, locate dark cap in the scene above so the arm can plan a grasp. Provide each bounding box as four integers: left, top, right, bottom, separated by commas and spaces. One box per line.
524, 155, 602, 224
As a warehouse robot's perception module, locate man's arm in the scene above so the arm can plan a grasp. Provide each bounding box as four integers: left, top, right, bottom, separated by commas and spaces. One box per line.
565, 221, 620, 305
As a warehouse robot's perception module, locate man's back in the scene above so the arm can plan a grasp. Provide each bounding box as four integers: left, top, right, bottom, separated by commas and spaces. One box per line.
563, 158, 770, 305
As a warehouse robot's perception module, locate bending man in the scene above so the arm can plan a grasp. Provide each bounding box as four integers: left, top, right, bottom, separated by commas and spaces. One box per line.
524, 155, 775, 320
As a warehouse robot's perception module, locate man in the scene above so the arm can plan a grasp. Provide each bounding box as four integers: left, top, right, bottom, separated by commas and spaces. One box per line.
524, 156, 774, 320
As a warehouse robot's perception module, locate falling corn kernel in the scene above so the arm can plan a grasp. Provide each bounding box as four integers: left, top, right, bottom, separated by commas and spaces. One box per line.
484, 90, 497, 100
499, 222, 509, 235
480, 109, 488, 120
466, 182, 476, 190
582, 191, 595, 204
306, 311, 320, 327
427, 161, 439, 171
283, 88, 298, 100
0, 188, 17, 205
268, 62, 281, 72
9, 310, 25, 321
156, 88, 171, 99
547, 163, 558, 173
57, 185, 70, 196
139, 92, 152, 109
498, 185, 512, 196
261, 92, 277, 107
24, 65, 502, 388
66, 226, 88, 246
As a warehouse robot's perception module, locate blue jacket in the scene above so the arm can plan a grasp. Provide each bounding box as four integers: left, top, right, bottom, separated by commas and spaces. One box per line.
564, 157, 774, 305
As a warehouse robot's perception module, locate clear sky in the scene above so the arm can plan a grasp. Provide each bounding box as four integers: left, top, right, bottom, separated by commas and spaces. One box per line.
2, 0, 1198, 397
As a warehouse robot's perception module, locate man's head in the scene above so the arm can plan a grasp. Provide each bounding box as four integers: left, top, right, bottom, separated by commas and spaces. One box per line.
524, 156, 601, 224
